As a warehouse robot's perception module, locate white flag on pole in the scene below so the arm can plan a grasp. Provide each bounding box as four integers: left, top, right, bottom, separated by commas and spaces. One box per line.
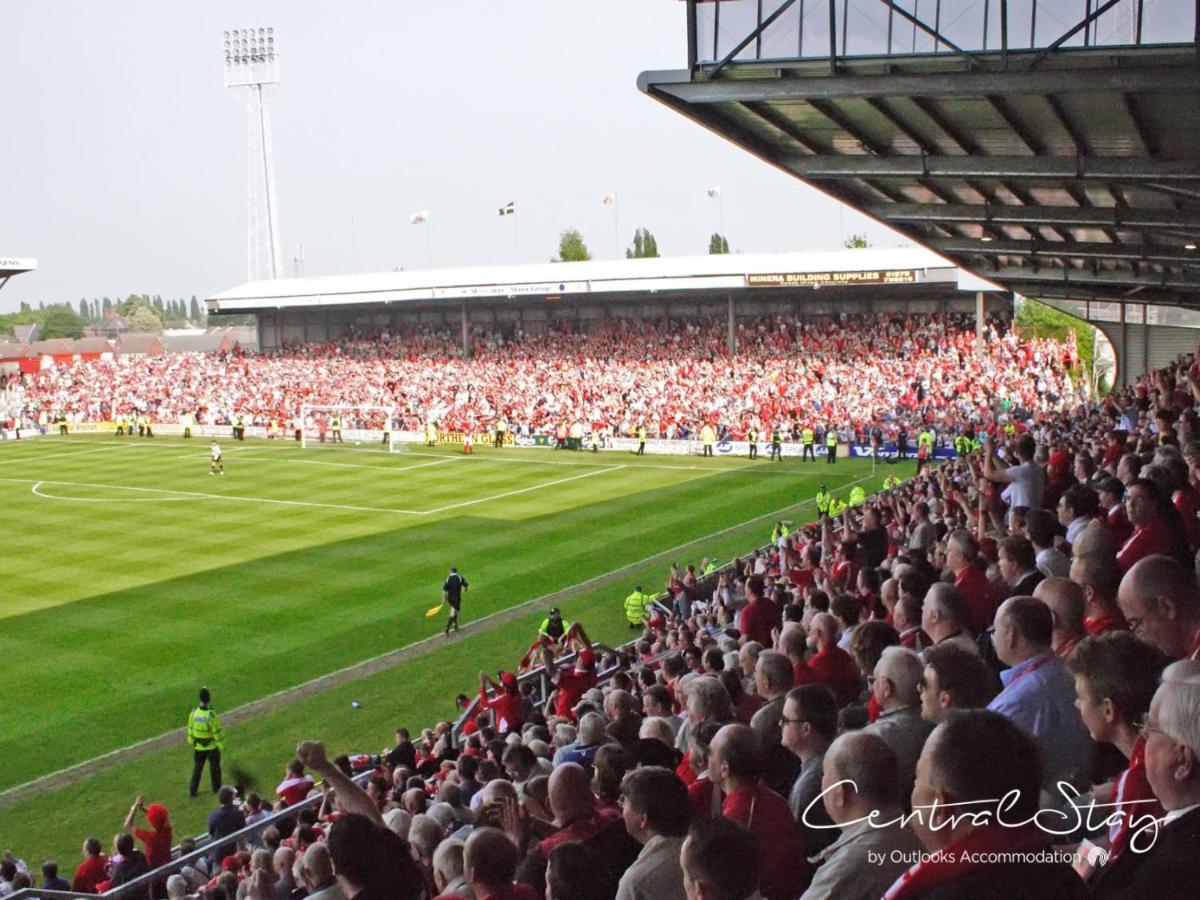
602, 193, 616, 205
706, 185, 721, 199
409, 210, 429, 224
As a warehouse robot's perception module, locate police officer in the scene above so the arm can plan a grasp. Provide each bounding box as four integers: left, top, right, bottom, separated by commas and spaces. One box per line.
539, 607, 568, 644
825, 425, 838, 464
770, 426, 783, 462
801, 425, 815, 462
699, 422, 716, 457
636, 424, 647, 456
747, 426, 758, 460
443, 566, 469, 636
624, 585, 653, 629
188, 687, 225, 797
815, 483, 832, 517
331, 416, 343, 443
849, 484, 866, 507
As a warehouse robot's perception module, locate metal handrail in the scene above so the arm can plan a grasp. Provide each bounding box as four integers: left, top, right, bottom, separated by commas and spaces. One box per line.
9, 769, 374, 900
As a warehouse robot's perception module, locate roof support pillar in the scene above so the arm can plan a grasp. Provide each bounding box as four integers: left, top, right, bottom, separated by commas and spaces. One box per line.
976, 291, 985, 356
461, 302, 470, 359
727, 293, 737, 358
1119, 302, 1129, 388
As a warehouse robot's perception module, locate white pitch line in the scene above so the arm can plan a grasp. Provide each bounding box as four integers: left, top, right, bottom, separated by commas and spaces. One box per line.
5, 464, 630, 517
0, 444, 123, 463
31, 480, 191, 503
233, 454, 461, 473
0, 477, 425, 515
422, 465, 627, 514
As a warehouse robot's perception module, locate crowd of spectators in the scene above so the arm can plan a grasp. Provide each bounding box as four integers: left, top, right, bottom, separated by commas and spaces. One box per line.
12, 324, 1200, 900
10, 312, 1080, 442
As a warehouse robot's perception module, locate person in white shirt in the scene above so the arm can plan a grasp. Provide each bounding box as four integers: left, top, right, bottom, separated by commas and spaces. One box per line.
616, 767, 690, 900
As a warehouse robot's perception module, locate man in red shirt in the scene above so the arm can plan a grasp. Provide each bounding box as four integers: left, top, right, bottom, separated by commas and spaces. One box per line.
945, 529, 995, 635
794, 613, 862, 706
710, 723, 810, 900
737, 575, 776, 647
1070, 552, 1128, 636
478, 671, 524, 734
444, 827, 539, 900
542, 625, 600, 720
72, 838, 108, 893
1117, 480, 1188, 573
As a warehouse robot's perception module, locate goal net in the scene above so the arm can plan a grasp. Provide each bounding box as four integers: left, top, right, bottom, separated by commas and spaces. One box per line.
299, 404, 399, 453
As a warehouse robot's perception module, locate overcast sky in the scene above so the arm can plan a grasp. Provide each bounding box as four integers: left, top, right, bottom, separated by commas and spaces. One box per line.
0, 1, 907, 313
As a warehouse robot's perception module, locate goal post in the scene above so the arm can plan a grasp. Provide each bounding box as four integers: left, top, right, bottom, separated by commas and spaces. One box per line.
299, 404, 399, 452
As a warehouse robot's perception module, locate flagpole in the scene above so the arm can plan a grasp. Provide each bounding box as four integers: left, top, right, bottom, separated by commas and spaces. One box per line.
426, 220, 433, 268
513, 212, 520, 264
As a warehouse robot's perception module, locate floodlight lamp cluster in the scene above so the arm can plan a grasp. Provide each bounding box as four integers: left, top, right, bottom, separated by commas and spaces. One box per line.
224, 27, 275, 66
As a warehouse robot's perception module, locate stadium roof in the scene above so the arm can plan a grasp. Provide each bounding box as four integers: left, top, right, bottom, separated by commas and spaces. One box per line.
0, 257, 36, 292
640, 2, 1200, 309
208, 248, 968, 314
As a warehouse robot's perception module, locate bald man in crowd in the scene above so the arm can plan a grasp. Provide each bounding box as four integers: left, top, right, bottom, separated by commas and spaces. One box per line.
1034, 577, 1088, 660
1118, 555, 1200, 661
801, 731, 921, 900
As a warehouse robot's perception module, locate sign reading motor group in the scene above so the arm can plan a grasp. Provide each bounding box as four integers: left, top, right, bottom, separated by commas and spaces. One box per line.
747, 269, 917, 287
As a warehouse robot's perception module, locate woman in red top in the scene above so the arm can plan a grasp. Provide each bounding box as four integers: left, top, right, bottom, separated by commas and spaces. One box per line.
122, 795, 173, 870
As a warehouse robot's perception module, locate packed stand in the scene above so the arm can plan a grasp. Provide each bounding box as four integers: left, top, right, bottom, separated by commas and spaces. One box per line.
10, 313, 1080, 441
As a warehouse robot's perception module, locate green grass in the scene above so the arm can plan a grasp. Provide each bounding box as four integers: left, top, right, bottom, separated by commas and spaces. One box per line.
0, 433, 886, 864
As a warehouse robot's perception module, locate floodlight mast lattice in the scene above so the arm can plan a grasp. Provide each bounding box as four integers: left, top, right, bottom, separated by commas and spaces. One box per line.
224, 27, 282, 282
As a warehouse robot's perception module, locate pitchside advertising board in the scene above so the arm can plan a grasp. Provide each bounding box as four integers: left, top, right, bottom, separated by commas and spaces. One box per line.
46, 424, 955, 459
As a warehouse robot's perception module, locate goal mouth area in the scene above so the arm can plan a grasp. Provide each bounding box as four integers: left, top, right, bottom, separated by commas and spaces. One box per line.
299, 405, 400, 452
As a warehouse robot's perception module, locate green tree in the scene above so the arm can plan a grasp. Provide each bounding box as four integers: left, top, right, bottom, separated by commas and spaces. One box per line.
78, 299, 89, 320
128, 306, 163, 334
19, 301, 30, 313
625, 227, 660, 259
40, 305, 84, 339
843, 233, 870, 249
556, 228, 591, 262
189, 296, 201, 321
708, 233, 730, 255
102, 297, 112, 314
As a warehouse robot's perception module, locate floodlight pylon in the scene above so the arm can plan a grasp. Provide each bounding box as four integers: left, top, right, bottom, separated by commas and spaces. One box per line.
224, 27, 282, 282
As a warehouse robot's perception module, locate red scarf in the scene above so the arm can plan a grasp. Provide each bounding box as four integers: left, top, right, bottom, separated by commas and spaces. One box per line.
1110, 736, 1163, 858
883, 825, 1048, 900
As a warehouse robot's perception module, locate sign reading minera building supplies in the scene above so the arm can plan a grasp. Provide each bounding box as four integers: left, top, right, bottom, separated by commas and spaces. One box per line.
747, 269, 918, 287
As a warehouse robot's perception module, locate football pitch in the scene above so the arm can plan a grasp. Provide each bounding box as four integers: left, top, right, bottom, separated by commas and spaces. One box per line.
0, 432, 885, 861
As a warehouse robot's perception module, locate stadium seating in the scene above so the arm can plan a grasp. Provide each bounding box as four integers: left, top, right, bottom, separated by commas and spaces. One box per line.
12, 312, 1080, 439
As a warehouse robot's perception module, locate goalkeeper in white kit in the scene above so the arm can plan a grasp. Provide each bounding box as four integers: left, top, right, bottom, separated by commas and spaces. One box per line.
210, 440, 224, 475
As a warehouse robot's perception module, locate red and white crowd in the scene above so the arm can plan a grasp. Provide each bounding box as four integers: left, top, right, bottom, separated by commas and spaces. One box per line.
10, 324, 1200, 900
7, 312, 1081, 441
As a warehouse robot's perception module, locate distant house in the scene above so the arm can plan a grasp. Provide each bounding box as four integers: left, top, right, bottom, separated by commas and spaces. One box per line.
0, 342, 36, 374
29, 339, 76, 365
115, 333, 165, 356
97, 312, 130, 339
11, 323, 39, 343
68, 337, 114, 361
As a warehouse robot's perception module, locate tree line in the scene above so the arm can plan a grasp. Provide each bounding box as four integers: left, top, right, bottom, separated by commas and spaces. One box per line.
1, 294, 206, 340
555, 227, 734, 262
